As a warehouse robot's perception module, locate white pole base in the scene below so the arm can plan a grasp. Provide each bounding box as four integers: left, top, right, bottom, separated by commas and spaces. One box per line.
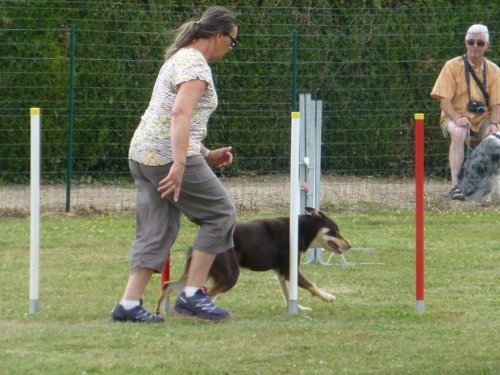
29, 299, 39, 314
288, 300, 298, 314
415, 300, 425, 313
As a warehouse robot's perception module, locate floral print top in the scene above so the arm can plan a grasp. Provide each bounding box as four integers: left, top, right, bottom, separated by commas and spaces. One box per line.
129, 48, 217, 165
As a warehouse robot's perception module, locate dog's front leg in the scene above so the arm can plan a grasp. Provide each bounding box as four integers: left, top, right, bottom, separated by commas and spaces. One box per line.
273, 271, 312, 312
274, 270, 289, 305
298, 272, 336, 303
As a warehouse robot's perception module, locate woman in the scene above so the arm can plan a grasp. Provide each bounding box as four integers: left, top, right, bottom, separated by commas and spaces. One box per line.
110, 6, 239, 322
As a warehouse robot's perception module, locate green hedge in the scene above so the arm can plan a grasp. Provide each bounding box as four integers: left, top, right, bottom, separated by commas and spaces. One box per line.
1, 0, 498, 182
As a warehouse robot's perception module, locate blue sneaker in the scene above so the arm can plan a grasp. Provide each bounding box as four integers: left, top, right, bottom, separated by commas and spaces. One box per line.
173, 287, 231, 321
109, 301, 164, 323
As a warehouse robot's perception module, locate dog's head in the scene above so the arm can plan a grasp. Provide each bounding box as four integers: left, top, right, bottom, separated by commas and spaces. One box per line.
305, 207, 351, 254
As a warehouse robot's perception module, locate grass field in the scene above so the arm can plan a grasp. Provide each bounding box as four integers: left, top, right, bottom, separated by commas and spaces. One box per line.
0, 208, 499, 375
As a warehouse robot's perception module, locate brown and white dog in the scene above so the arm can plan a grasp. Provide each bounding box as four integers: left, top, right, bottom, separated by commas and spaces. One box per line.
155, 207, 350, 314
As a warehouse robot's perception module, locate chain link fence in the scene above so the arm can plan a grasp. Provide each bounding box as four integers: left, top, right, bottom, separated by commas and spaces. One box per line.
1, 2, 499, 213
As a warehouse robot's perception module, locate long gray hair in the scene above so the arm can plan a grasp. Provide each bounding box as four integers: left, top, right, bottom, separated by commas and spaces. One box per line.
164, 6, 237, 60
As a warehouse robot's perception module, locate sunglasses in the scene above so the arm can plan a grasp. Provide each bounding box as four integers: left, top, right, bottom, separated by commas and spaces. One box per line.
466, 39, 487, 47
225, 33, 240, 50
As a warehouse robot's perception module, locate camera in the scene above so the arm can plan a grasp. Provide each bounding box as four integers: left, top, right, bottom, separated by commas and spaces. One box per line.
467, 100, 486, 114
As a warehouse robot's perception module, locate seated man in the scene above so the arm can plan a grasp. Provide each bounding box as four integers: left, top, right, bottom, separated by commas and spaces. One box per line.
431, 24, 500, 200
457, 132, 500, 200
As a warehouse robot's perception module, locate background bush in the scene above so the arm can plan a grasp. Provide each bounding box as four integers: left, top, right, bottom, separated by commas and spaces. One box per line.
1, 0, 499, 182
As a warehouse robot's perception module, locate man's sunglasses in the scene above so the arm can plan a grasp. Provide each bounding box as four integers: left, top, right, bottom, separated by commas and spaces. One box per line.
225, 33, 240, 50
466, 39, 487, 47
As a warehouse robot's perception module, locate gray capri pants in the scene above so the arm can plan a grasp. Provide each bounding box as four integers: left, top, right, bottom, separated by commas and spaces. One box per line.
128, 156, 236, 273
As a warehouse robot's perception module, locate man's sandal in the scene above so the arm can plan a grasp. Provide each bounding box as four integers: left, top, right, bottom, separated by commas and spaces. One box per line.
449, 186, 465, 201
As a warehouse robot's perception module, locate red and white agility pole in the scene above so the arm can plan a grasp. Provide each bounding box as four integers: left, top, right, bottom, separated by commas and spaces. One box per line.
160, 253, 171, 312
414, 113, 425, 313
161, 253, 170, 288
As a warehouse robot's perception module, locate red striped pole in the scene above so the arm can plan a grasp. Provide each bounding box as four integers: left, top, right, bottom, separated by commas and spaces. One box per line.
161, 253, 170, 287
159, 252, 171, 313
414, 113, 425, 313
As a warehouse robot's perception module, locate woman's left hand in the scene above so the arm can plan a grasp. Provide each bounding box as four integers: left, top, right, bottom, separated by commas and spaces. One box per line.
206, 146, 233, 169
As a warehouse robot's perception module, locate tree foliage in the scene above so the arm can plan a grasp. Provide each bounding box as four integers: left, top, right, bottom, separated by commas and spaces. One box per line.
1, 1, 498, 182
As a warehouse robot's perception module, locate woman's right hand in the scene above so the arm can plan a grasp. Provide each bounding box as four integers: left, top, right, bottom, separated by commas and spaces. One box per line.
157, 162, 186, 201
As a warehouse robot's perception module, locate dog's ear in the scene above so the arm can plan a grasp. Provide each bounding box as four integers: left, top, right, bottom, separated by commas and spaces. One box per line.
305, 207, 322, 217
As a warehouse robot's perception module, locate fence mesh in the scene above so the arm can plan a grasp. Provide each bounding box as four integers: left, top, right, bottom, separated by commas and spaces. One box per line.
1, 2, 499, 213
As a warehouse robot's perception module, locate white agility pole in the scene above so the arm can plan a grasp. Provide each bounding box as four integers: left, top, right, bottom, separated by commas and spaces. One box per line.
29, 107, 41, 314
289, 111, 301, 314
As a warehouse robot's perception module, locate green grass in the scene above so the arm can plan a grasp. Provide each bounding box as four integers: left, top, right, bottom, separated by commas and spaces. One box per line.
1, 208, 499, 375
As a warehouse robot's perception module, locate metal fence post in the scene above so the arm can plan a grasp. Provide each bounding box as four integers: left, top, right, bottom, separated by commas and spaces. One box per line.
66, 23, 76, 212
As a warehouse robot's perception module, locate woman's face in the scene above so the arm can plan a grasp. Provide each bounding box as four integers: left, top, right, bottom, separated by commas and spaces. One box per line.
212, 25, 238, 60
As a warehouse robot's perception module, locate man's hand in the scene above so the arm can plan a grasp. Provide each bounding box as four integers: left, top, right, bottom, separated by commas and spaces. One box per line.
486, 123, 499, 135
454, 115, 471, 128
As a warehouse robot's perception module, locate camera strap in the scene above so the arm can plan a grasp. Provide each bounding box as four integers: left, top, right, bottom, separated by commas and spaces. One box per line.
462, 55, 489, 106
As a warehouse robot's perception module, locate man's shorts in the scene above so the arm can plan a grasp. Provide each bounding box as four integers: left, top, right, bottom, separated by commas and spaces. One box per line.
441, 118, 491, 146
